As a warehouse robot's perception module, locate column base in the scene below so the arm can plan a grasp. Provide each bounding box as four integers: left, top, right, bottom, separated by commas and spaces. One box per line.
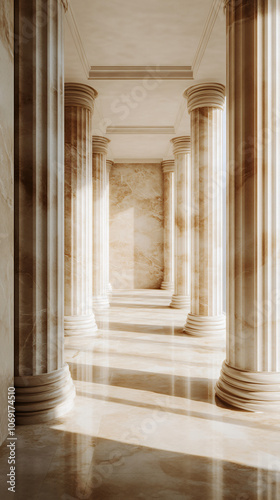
161, 281, 174, 291
170, 294, 190, 309
15, 364, 76, 425
64, 313, 98, 336
92, 295, 110, 310
215, 361, 280, 413
184, 313, 226, 336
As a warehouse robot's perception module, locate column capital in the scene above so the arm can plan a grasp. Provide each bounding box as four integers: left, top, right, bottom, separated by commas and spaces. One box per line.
161, 160, 175, 173
184, 83, 225, 113
106, 159, 114, 172
65, 83, 98, 112
92, 136, 110, 154
61, 0, 69, 12
171, 136, 191, 155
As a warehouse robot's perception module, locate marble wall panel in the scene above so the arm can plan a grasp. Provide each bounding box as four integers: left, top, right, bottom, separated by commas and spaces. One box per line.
109, 164, 164, 289
0, 0, 13, 445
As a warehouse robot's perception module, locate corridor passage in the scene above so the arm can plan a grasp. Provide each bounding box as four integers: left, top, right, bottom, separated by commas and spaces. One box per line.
1, 291, 280, 499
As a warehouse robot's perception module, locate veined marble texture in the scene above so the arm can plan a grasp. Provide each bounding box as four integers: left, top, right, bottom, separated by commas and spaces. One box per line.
215, 0, 280, 412
64, 84, 98, 335
0, 290, 280, 499
14, 1, 75, 425
0, 0, 13, 446
110, 163, 164, 289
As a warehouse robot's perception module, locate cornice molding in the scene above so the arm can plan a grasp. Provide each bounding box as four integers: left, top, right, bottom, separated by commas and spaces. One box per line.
89, 66, 193, 81
106, 126, 175, 135
66, 1, 222, 83
65, 83, 98, 112
171, 136, 191, 155
65, 3, 90, 78
184, 83, 225, 113
192, 0, 224, 77
113, 158, 162, 164
61, 0, 69, 12
65, 0, 223, 161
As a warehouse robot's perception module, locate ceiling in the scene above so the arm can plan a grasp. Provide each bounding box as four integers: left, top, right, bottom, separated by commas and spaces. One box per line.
64, 0, 226, 162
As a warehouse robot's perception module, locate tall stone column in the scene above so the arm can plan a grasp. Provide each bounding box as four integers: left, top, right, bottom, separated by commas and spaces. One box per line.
14, 0, 75, 424
216, 0, 280, 412
106, 160, 113, 294
92, 137, 110, 309
161, 160, 175, 291
170, 138, 191, 309
64, 84, 98, 335
184, 83, 226, 336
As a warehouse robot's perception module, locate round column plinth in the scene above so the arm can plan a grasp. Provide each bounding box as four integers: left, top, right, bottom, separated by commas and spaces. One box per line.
161, 281, 174, 291
184, 313, 226, 336
64, 313, 97, 336
92, 295, 110, 310
170, 294, 190, 309
15, 364, 76, 425
215, 361, 280, 413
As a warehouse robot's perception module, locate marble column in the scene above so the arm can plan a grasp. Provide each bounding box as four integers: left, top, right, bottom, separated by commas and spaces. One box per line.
216, 0, 280, 412
161, 160, 175, 291
92, 136, 110, 309
0, 0, 14, 444
14, 0, 75, 424
184, 83, 226, 336
64, 84, 98, 335
106, 160, 114, 294
170, 138, 191, 309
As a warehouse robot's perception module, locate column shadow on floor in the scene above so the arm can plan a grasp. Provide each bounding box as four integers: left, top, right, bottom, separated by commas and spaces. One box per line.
75, 389, 280, 432
88, 348, 218, 368
110, 303, 171, 309
68, 362, 214, 403
105, 322, 187, 336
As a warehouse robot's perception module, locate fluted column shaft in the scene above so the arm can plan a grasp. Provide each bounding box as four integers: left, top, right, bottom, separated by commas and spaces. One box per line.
106, 160, 113, 294
64, 84, 98, 335
92, 137, 110, 309
170, 138, 191, 309
161, 160, 175, 291
14, 0, 75, 424
184, 84, 226, 336
216, 0, 280, 412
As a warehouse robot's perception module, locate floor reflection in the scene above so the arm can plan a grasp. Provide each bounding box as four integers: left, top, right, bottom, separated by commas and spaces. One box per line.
0, 290, 280, 499
0, 430, 279, 500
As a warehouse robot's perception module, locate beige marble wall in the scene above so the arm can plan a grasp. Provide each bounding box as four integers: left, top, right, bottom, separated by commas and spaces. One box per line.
110, 163, 164, 289
0, 0, 13, 445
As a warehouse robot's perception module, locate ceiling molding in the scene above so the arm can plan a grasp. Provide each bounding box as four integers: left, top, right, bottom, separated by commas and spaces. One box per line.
192, 0, 223, 77
67, 2, 222, 82
65, 3, 90, 78
61, 0, 69, 12
106, 126, 175, 135
89, 66, 193, 80
114, 158, 163, 164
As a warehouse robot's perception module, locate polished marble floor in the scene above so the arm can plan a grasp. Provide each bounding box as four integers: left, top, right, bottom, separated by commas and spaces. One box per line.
1, 290, 280, 499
